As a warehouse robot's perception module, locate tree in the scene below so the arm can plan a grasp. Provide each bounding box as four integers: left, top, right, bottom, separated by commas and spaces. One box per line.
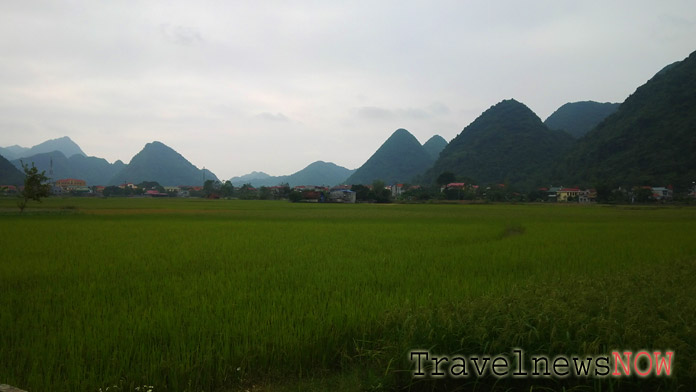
18, 161, 51, 213
436, 172, 456, 186
371, 180, 392, 203
220, 181, 234, 198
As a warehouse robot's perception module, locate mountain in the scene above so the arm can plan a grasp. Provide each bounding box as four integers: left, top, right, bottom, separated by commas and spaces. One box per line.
544, 101, 620, 138
68, 155, 126, 185
345, 129, 434, 185
230, 161, 354, 187
108, 141, 218, 186
0, 136, 86, 161
562, 50, 696, 189
284, 161, 354, 186
9, 151, 124, 185
0, 154, 24, 186
422, 135, 448, 160
229, 171, 271, 185
423, 99, 575, 189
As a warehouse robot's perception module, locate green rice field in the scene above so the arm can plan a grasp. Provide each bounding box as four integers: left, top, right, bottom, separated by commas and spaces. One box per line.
1, 198, 695, 391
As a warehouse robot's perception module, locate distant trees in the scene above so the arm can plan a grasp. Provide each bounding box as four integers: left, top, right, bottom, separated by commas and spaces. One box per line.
220, 181, 234, 198
18, 161, 51, 213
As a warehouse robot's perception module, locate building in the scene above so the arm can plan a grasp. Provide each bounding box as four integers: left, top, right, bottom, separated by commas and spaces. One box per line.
557, 188, 581, 202
55, 178, 89, 193
651, 187, 673, 201
391, 184, 404, 197
0, 185, 18, 194
329, 189, 356, 203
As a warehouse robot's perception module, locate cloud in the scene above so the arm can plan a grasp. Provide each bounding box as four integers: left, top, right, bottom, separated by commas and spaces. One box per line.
159, 24, 203, 46
356, 106, 393, 120
255, 112, 289, 122
355, 104, 450, 121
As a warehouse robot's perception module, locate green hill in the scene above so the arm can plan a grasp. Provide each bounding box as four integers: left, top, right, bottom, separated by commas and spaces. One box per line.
345, 129, 434, 185
422, 135, 448, 160
0, 154, 24, 186
108, 141, 218, 186
423, 99, 574, 189
544, 101, 620, 138
562, 50, 696, 189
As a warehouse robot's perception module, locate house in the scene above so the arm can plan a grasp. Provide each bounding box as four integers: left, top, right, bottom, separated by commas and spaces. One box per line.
329, 189, 356, 203
55, 178, 90, 194
164, 186, 180, 195
557, 188, 581, 202
547, 186, 561, 201
651, 187, 673, 201
144, 190, 169, 197
0, 185, 18, 194
440, 182, 467, 192
391, 184, 404, 197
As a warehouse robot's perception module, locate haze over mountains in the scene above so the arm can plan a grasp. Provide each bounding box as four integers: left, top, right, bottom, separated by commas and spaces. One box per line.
230, 161, 354, 188
544, 101, 620, 138
2, 49, 695, 191
0, 136, 86, 161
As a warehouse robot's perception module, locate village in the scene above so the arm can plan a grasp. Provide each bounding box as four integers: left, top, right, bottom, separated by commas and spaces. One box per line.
1, 176, 691, 204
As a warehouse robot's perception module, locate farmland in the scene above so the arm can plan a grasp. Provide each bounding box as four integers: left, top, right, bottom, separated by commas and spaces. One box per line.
1, 198, 695, 391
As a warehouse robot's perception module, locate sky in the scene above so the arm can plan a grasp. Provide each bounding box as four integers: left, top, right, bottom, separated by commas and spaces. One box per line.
1, 1, 695, 180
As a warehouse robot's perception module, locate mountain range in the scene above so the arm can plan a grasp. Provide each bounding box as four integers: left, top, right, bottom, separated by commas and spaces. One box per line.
0, 136, 86, 161
3, 49, 695, 192
230, 161, 354, 187
9, 151, 125, 186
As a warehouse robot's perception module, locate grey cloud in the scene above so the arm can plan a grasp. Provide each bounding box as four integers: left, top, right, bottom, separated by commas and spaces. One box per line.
159, 24, 203, 46
356, 105, 447, 121
255, 112, 289, 122
356, 106, 394, 120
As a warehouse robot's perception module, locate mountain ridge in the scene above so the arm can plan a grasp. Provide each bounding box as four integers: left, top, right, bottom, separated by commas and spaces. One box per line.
230, 161, 354, 187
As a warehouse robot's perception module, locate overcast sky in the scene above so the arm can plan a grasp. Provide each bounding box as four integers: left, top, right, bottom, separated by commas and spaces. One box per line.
1, 1, 695, 179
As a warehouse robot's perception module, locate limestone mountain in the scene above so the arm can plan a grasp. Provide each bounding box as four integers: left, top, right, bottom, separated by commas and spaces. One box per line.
544, 101, 620, 138
108, 141, 218, 186
422, 135, 448, 160
230, 161, 354, 187
10, 151, 125, 186
423, 99, 574, 189
562, 50, 696, 189
0, 154, 24, 186
0, 136, 86, 161
345, 128, 434, 185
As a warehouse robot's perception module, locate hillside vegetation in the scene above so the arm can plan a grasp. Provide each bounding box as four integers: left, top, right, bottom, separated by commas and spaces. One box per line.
346, 129, 435, 185
562, 50, 696, 188
424, 99, 574, 188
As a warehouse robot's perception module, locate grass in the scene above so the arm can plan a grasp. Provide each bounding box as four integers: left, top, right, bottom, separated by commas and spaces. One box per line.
0, 198, 695, 391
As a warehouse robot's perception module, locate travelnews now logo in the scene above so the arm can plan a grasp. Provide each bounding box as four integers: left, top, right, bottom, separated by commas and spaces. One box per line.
409, 349, 674, 378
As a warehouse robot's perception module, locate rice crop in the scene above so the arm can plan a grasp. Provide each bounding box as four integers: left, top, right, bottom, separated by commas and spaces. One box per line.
0, 199, 694, 391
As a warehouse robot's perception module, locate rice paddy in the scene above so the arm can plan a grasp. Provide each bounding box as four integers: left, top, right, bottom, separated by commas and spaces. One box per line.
1, 198, 695, 391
